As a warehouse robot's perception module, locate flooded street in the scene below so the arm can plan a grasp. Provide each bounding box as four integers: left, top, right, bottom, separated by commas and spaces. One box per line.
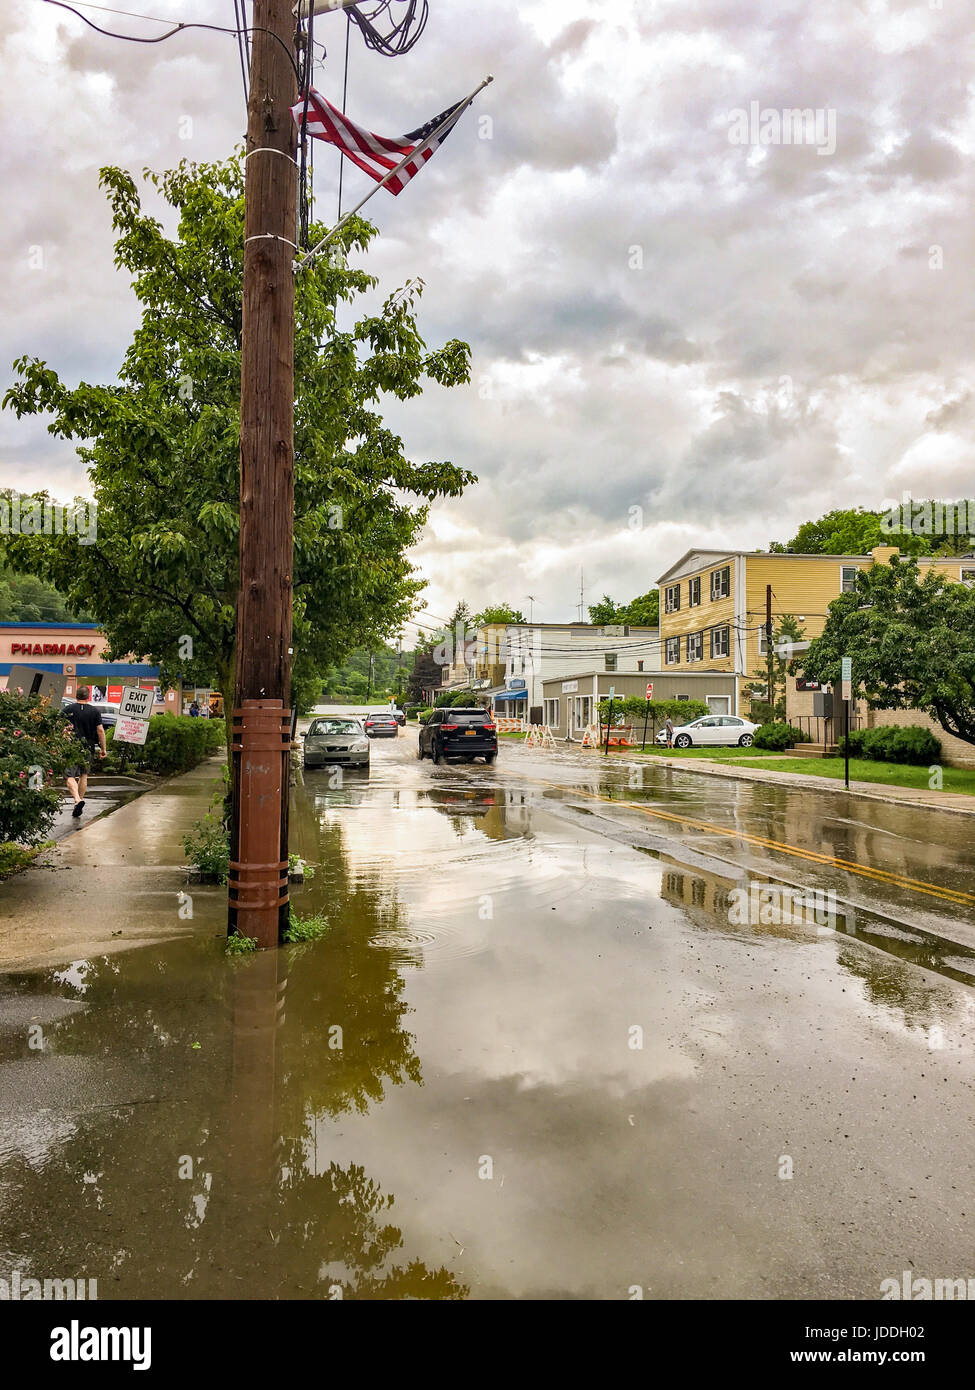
2, 724, 974, 1299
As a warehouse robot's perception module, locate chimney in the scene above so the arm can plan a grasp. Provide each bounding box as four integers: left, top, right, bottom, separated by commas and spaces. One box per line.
869, 546, 900, 565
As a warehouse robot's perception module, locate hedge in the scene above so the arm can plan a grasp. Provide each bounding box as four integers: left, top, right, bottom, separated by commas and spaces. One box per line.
596, 696, 710, 725
106, 714, 226, 775
837, 724, 941, 765
752, 721, 811, 751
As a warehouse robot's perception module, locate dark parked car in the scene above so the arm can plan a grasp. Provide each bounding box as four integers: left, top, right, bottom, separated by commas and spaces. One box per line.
418, 707, 497, 764
364, 713, 399, 739
390, 707, 407, 726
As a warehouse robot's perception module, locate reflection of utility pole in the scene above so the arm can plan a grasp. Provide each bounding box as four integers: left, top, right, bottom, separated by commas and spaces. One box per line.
230, 0, 297, 949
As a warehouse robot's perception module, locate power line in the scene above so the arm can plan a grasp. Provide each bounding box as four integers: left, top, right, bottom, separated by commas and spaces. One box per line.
231, 0, 248, 106
40, 0, 302, 82
337, 10, 351, 218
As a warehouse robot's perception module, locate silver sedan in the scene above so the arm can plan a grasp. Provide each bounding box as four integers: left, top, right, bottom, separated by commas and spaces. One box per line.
302, 716, 370, 769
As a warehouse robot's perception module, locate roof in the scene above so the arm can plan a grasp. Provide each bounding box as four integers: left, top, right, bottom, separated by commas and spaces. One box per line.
540, 668, 738, 687
656, 546, 972, 585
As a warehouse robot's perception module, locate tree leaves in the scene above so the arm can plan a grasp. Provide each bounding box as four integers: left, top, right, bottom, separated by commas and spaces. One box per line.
803, 558, 975, 744
2, 156, 475, 702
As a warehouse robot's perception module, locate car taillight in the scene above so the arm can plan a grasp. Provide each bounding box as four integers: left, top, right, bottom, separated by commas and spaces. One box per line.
441, 723, 459, 731
482, 723, 495, 731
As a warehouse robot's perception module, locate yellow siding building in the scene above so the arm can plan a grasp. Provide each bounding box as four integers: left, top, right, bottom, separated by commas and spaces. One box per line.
656, 546, 975, 718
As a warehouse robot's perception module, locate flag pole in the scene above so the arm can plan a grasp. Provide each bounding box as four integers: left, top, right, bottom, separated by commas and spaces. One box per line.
296, 74, 493, 269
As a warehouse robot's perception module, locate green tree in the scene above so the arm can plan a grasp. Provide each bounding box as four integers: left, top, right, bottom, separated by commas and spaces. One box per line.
1, 156, 473, 731
588, 590, 659, 626
743, 614, 805, 722
473, 603, 525, 625
0, 564, 85, 623
587, 594, 626, 624
769, 503, 973, 558
801, 558, 975, 745
622, 588, 659, 626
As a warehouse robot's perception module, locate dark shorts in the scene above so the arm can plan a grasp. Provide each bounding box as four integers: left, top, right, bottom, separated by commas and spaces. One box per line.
66, 746, 96, 779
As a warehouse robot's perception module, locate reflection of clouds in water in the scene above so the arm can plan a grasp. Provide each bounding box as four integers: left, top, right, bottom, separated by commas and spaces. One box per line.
0, 1112, 78, 1169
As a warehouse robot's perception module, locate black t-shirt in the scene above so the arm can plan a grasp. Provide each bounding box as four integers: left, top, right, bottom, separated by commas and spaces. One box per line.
66, 702, 103, 750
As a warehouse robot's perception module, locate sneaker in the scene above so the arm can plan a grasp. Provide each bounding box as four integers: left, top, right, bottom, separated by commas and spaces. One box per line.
71, 800, 85, 818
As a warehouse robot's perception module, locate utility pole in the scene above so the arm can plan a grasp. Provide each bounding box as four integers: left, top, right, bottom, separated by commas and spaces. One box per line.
229, 0, 298, 949
765, 583, 774, 721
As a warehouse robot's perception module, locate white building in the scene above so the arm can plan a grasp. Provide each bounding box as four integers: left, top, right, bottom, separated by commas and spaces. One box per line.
488, 622, 660, 718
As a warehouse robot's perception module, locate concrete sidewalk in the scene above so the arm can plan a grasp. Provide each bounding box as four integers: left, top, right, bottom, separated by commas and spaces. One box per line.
0, 757, 227, 972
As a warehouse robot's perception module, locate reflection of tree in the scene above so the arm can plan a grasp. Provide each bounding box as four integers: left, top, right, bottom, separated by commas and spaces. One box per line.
281, 813, 422, 1119
0, 805, 466, 1298
834, 944, 965, 1031
0, 1113, 466, 1299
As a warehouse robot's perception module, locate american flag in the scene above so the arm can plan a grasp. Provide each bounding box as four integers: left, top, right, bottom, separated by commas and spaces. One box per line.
292, 89, 471, 195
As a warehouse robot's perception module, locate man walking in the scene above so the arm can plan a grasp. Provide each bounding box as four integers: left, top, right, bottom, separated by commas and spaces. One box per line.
64, 686, 107, 818
665, 714, 675, 748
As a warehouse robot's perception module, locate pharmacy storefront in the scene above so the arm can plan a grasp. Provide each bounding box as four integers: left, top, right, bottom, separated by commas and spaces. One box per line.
0, 622, 180, 712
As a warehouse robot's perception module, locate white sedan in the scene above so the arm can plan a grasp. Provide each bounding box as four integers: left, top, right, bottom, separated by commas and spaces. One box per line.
656, 714, 759, 748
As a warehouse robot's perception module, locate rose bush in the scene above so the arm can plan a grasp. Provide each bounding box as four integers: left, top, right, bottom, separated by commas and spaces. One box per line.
0, 688, 72, 844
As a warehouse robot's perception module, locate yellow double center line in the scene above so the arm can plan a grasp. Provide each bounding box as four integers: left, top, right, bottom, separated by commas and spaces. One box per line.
527, 776, 975, 909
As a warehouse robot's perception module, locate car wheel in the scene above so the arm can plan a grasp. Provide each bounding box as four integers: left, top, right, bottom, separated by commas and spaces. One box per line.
674, 734, 692, 748
738, 733, 753, 746
484, 753, 496, 765
417, 743, 425, 760
431, 742, 442, 765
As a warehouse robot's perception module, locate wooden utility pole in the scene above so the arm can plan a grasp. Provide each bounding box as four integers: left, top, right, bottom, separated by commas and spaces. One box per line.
228, 0, 298, 948
765, 583, 774, 720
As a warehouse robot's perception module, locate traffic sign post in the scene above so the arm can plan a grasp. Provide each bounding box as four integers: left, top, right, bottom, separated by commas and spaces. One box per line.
841, 657, 852, 789
641, 687, 654, 751
113, 685, 153, 748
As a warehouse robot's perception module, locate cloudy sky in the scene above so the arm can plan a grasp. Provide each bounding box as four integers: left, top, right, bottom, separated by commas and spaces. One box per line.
1, 0, 973, 638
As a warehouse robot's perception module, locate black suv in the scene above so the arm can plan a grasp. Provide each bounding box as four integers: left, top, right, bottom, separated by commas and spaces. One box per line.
418, 708, 498, 765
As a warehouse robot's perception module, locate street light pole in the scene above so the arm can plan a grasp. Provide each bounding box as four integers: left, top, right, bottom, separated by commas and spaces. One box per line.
229, 0, 298, 948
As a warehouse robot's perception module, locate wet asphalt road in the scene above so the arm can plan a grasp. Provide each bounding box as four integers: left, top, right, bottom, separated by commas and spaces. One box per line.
1, 720, 974, 1299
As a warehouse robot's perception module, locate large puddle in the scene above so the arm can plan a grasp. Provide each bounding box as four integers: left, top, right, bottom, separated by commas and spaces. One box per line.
2, 744, 974, 1299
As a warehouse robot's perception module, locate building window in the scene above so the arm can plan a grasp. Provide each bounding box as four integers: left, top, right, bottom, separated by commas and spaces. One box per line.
840, 565, 858, 593
637, 660, 644, 672
710, 626, 730, 658
962, 568, 975, 588
543, 698, 560, 728
676, 693, 690, 701
687, 632, 703, 662
710, 566, 731, 601
664, 583, 681, 613
665, 636, 680, 664
688, 575, 701, 607
604, 653, 617, 671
